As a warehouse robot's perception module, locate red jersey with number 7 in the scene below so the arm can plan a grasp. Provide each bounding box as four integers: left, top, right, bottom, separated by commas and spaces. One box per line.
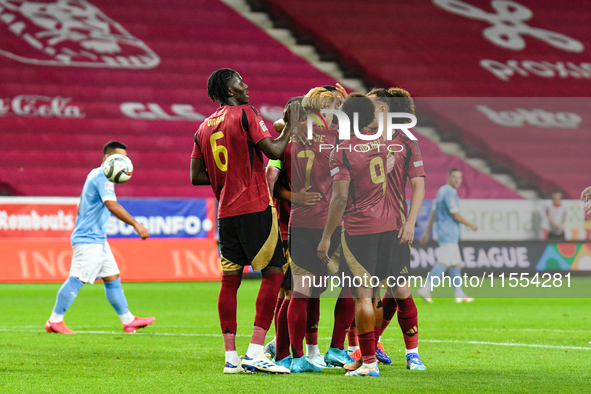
191, 105, 272, 219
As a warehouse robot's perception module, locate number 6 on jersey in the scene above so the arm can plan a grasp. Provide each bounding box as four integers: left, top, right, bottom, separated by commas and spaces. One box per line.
210, 132, 228, 172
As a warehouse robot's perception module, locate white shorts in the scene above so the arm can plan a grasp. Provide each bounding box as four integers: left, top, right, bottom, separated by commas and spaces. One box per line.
437, 243, 462, 267
69, 242, 120, 284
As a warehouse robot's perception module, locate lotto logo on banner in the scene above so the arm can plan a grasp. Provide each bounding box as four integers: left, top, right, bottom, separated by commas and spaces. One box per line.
107, 198, 216, 239
0, 202, 77, 238
0, 0, 159, 68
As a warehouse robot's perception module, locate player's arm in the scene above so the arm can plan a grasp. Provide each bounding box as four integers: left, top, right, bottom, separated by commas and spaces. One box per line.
266, 161, 281, 192
452, 211, 478, 231
318, 180, 348, 264
275, 182, 322, 206
273, 119, 285, 133
104, 200, 149, 240
398, 176, 425, 244
257, 102, 301, 159
582, 186, 591, 214
190, 158, 210, 186
419, 209, 435, 244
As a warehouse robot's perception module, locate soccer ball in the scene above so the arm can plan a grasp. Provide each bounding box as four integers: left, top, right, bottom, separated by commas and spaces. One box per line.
103, 154, 133, 183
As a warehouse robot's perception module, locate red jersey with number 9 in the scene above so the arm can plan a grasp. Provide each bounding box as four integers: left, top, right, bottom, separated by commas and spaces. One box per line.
330, 134, 397, 235
192, 105, 272, 219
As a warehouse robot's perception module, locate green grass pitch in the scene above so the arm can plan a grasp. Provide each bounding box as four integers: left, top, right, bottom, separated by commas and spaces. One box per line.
1, 281, 590, 393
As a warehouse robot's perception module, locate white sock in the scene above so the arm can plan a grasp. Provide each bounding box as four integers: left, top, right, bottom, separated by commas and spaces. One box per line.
268, 337, 276, 345
246, 343, 264, 358
119, 312, 135, 324
306, 344, 319, 357
348, 345, 359, 352
378, 335, 382, 342
225, 350, 241, 365
49, 312, 64, 323
362, 361, 377, 368
406, 347, 419, 355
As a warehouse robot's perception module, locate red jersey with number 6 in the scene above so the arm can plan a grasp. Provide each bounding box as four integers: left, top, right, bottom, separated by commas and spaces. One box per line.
192, 105, 272, 219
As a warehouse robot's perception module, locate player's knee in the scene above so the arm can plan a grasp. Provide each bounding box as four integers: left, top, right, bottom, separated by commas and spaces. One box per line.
102, 274, 120, 282
262, 265, 283, 275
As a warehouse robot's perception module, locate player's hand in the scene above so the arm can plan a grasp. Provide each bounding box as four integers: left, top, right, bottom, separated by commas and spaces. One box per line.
283, 101, 301, 126
292, 186, 322, 206
584, 201, 591, 215
386, 155, 395, 174
135, 224, 150, 240
469, 223, 478, 231
317, 237, 331, 265
398, 221, 415, 244
294, 122, 314, 146
335, 83, 348, 98
581, 186, 591, 202
419, 232, 430, 244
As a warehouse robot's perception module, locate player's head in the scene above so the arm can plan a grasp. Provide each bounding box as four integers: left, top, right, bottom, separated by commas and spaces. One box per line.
367, 87, 415, 127
448, 167, 462, 189
102, 141, 127, 162
207, 68, 249, 106
387, 87, 415, 116
302, 87, 336, 125
551, 188, 563, 203
321, 85, 345, 100
341, 93, 375, 136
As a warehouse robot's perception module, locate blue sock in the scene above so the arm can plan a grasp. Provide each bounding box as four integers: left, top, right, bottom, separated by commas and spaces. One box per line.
52, 276, 84, 315
449, 267, 463, 297
103, 278, 130, 315
427, 263, 447, 292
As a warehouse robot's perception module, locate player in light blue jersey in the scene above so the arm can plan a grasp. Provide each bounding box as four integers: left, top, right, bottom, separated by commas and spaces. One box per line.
418, 168, 478, 303
45, 141, 155, 334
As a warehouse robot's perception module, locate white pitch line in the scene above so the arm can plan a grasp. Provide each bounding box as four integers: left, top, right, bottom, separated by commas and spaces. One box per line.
1, 328, 589, 350
421, 339, 591, 351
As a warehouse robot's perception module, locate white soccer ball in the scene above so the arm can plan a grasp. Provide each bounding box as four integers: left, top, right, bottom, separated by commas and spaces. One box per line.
103, 154, 133, 183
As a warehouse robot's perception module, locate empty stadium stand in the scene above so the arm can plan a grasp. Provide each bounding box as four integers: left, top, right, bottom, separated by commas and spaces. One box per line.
259, 0, 591, 198
0, 0, 331, 197
1, 0, 528, 199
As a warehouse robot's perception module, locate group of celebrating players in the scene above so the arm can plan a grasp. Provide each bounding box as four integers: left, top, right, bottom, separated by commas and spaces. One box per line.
190, 68, 427, 377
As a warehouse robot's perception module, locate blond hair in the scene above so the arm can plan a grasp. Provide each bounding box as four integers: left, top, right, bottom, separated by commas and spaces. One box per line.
302, 87, 335, 112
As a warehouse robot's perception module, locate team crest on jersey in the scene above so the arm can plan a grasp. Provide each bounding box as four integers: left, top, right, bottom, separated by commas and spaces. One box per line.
259, 120, 268, 132
0, 0, 160, 68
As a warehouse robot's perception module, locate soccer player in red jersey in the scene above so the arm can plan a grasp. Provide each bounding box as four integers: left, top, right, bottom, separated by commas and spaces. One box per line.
190, 68, 299, 374
264, 97, 322, 366
287, 87, 357, 373
366, 87, 427, 371
318, 94, 397, 377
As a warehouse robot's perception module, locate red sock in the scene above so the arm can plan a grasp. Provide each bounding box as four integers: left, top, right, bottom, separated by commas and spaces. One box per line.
358, 330, 376, 364
330, 293, 354, 350
218, 274, 242, 351
223, 333, 236, 352
251, 325, 266, 346
380, 294, 398, 340
275, 298, 291, 360
305, 298, 320, 345
397, 297, 419, 350
274, 297, 283, 333
348, 319, 358, 347
287, 293, 308, 358
254, 272, 283, 331
374, 326, 383, 350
